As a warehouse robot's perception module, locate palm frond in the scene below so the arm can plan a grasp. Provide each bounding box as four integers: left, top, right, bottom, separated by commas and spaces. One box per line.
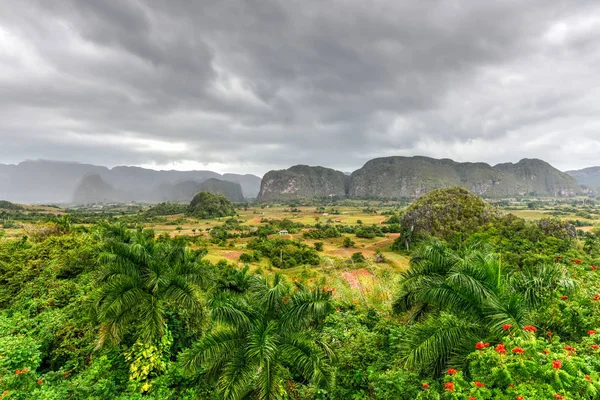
400, 314, 482, 376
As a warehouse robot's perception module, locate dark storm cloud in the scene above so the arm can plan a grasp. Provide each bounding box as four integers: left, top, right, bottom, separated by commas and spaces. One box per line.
1, 0, 600, 175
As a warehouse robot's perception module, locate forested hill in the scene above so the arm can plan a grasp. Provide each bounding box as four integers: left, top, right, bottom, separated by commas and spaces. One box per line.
258, 156, 582, 200
0, 160, 261, 203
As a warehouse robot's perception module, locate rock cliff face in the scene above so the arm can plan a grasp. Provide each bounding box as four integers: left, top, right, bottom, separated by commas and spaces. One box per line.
258, 165, 349, 201
258, 157, 581, 200
350, 157, 580, 199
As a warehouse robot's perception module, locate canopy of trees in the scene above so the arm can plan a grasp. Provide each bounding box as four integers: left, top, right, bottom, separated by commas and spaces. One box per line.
401, 187, 500, 240
188, 191, 236, 219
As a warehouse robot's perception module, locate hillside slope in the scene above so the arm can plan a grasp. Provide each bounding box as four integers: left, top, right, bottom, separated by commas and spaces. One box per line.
258, 165, 348, 201
259, 157, 580, 200
349, 157, 579, 199
567, 166, 600, 190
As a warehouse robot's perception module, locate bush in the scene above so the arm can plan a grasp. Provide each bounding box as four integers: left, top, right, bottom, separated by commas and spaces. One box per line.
343, 236, 355, 248
350, 252, 365, 263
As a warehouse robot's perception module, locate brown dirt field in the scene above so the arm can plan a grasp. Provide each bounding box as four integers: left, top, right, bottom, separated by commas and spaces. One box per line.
223, 251, 243, 260
342, 268, 375, 289
329, 248, 376, 258
364, 233, 400, 250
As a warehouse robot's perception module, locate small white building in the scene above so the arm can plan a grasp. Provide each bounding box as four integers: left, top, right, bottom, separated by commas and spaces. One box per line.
278, 230, 289, 235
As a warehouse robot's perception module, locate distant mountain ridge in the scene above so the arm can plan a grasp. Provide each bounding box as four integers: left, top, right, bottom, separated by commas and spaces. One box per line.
567, 167, 600, 190
258, 156, 582, 200
73, 175, 245, 204
0, 160, 261, 203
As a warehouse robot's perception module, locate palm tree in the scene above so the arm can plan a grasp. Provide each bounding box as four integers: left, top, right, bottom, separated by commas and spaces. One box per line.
92, 226, 206, 347
393, 238, 575, 375
180, 274, 335, 400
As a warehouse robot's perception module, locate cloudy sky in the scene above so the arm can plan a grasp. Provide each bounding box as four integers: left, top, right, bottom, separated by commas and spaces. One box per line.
1, 0, 600, 176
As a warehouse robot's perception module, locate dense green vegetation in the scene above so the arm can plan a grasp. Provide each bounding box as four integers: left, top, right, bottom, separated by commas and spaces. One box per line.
1, 189, 600, 399
188, 192, 236, 219
145, 203, 188, 217
0, 200, 23, 211
401, 187, 499, 243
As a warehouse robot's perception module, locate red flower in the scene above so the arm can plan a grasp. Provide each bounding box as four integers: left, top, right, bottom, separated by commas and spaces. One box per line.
422, 382, 430, 389
516, 397, 524, 400
444, 382, 455, 392
474, 381, 485, 388
503, 323, 512, 331
554, 394, 564, 400
591, 344, 599, 349
563, 345, 575, 352
585, 375, 592, 381
509, 384, 515, 388
541, 349, 550, 354
447, 368, 458, 375
37, 379, 43, 385
593, 294, 600, 301
588, 330, 597, 335
552, 359, 562, 369
560, 295, 568, 300
495, 344, 507, 354
512, 347, 525, 354
15, 369, 20, 375
469, 397, 476, 400
475, 341, 486, 349
484, 342, 490, 347
336, 307, 341, 312
523, 325, 537, 332
591, 265, 597, 271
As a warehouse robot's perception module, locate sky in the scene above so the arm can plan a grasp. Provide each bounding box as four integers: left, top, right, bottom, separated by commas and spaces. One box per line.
1, 0, 600, 176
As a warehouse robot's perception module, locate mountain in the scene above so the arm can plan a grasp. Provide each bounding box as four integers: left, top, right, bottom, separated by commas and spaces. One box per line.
259, 157, 581, 200
0, 160, 261, 203
350, 157, 580, 199
74, 176, 245, 204
566, 167, 600, 190
72, 174, 122, 204
222, 174, 262, 198
158, 179, 244, 203
258, 165, 349, 201
196, 178, 245, 202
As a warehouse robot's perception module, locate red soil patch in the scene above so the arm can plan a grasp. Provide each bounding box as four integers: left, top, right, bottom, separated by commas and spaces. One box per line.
341, 268, 375, 289
252, 218, 261, 223
223, 251, 242, 260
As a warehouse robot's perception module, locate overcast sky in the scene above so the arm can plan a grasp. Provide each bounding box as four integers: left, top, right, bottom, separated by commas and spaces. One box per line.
1, 1, 600, 176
